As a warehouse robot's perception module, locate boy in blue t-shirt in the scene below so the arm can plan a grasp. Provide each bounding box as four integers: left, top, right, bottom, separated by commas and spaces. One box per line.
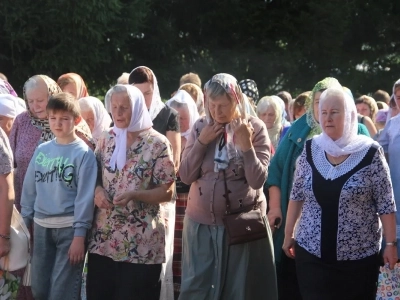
21, 92, 97, 300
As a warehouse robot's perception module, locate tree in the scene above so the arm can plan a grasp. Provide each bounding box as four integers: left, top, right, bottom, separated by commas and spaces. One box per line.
0, 0, 150, 96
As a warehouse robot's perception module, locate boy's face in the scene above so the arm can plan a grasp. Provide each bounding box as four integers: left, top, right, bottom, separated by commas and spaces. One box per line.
48, 110, 80, 139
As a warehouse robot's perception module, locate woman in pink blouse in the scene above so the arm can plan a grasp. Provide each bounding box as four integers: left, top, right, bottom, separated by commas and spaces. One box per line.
178, 73, 277, 300
87, 85, 176, 300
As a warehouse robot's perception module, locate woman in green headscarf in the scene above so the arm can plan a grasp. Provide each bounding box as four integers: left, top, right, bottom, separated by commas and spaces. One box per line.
265, 77, 370, 300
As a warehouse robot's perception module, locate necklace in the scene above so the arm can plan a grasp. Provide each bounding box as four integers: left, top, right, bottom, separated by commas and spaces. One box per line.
329, 154, 349, 167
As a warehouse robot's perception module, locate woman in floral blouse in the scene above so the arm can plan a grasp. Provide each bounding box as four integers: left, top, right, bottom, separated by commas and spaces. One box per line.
283, 88, 397, 299
87, 85, 176, 300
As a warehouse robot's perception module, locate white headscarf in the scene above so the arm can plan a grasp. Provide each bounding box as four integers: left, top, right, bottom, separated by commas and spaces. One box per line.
78, 96, 112, 142
314, 88, 373, 157
178, 83, 205, 116
130, 66, 165, 121
204, 73, 249, 172
108, 85, 153, 171
166, 90, 199, 139
0, 94, 26, 118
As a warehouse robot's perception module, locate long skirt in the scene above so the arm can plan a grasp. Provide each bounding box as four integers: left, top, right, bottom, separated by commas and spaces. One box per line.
173, 192, 188, 299
295, 243, 379, 300
179, 216, 278, 300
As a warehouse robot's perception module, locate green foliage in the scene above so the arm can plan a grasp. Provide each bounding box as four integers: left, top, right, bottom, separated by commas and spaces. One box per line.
0, 0, 150, 95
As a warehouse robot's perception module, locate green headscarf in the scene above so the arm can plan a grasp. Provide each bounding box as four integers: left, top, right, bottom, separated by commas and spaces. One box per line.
305, 77, 342, 138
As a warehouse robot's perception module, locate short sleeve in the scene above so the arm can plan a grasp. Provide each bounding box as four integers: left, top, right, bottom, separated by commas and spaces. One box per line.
152, 140, 176, 185
289, 147, 308, 201
0, 128, 13, 174
370, 147, 396, 215
166, 108, 180, 132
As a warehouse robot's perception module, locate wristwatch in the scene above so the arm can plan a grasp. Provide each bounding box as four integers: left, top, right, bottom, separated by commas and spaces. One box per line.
386, 240, 398, 246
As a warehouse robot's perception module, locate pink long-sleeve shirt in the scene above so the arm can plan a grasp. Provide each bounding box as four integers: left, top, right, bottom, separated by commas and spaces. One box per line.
179, 116, 271, 225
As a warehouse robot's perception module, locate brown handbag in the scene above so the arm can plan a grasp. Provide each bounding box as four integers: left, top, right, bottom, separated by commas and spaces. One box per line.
221, 170, 268, 245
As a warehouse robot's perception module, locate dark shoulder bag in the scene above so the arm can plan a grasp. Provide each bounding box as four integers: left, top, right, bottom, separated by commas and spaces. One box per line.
221, 170, 268, 245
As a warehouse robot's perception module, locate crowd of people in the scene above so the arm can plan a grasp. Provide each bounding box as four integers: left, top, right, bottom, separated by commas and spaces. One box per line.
0, 68, 399, 300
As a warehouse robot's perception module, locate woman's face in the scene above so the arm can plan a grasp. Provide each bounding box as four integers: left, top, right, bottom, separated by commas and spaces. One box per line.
313, 91, 322, 122
111, 92, 132, 129
208, 94, 237, 124
133, 82, 153, 109
62, 82, 78, 99
356, 103, 371, 117
395, 88, 400, 109
259, 106, 276, 129
320, 95, 345, 141
175, 106, 190, 133
25, 87, 49, 119
0, 115, 14, 136
81, 110, 95, 133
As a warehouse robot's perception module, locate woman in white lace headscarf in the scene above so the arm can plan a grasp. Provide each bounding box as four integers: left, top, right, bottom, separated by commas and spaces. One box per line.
179, 73, 277, 299
284, 88, 396, 299
78, 96, 112, 143
87, 85, 176, 300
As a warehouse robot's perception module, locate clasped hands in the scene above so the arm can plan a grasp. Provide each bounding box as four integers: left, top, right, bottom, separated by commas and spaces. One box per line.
94, 186, 135, 209
198, 118, 254, 152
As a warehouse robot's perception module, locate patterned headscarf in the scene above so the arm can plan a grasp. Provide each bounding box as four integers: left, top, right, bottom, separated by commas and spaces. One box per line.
0, 79, 18, 97
23, 75, 62, 143
239, 79, 259, 104
305, 77, 342, 138
23, 75, 92, 145
57, 73, 89, 99
204, 73, 248, 172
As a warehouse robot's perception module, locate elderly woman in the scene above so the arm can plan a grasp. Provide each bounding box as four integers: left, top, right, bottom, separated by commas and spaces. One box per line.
166, 90, 199, 297
266, 78, 370, 300
256, 95, 290, 150
87, 85, 175, 300
379, 78, 400, 257
9, 75, 93, 212
179, 83, 205, 116
78, 96, 112, 143
179, 73, 277, 299
57, 72, 89, 99
0, 94, 26, 136
283, 88, 397, 299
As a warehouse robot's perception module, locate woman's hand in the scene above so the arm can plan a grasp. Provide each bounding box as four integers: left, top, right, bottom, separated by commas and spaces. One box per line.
383, 245, 398, 270
68, 236, 85, 265
232, 118, 253, 152
282, 236, 296, 259
267, 208, 282, 233
94, 186, 112, 209
198, 121, 225, 145
0, 238, 10, 258
113, 191, 135, 207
